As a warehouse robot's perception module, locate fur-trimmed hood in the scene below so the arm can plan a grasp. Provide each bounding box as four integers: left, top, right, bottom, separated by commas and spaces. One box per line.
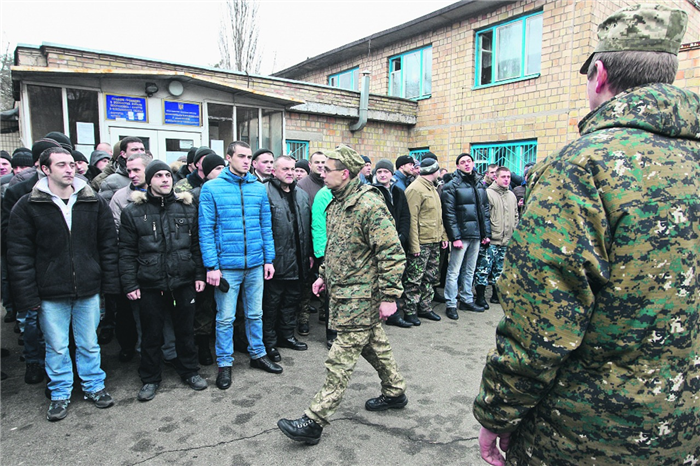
130, 189, 193, 206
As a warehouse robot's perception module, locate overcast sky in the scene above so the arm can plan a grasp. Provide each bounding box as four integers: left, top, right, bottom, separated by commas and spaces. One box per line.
1, 0, 455, 74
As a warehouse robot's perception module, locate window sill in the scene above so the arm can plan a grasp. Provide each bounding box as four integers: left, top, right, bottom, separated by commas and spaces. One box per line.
473, 74, 540, 90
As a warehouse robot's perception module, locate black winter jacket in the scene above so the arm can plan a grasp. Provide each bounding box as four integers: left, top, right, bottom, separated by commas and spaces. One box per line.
373, 183, 411, 250
7, 180, 120, 311
440, 170, 491, 241
265, 178, 312, 281
119, 190, 205, 293
2, 172, 39, 254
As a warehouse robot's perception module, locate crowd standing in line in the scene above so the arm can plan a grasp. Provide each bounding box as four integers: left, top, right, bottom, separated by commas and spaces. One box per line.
1, 4, 698, 464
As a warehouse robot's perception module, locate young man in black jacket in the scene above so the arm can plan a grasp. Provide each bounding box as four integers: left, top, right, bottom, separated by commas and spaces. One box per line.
8, 146, 119, 422
119, 160, 207, 402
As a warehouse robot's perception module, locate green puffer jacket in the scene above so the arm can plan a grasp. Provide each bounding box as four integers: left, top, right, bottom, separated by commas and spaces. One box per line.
474, 83, 700, 465
320, 178, 405, 330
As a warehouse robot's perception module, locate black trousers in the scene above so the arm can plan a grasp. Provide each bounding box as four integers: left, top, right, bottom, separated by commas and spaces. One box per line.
105, 293, 138, 353
138, 286, 198, 384
262, 279, 301, 348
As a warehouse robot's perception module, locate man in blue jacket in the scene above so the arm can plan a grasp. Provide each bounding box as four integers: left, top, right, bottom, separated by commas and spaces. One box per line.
199, 141, 282, 391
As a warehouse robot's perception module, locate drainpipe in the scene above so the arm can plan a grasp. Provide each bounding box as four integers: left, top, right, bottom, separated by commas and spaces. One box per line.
349, 71, 370, 133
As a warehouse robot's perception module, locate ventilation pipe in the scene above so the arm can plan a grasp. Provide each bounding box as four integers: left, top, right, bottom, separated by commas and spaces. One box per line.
349, 71, 370, 133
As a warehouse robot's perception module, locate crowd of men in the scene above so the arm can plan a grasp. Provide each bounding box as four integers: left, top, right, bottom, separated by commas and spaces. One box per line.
1, 4, 698, 464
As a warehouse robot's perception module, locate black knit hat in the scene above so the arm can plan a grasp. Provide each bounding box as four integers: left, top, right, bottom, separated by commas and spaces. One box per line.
361, 155, 371, 164
456, 152, 473, 165
395, 155, 413, 170
72, 150, 88, 164
0, 151, 10, 163
44, 131, 73, 151
194, 146, 214, 166
295, 159, 310, 174
186, 146, 198, 165
145, 160, 173, 185
252, 148, 273, 161
32, 139, 62, 163
373, 158, 394, 174
11, 148, 33, 168
422, 151, 438, 161
202, 153, 225, 177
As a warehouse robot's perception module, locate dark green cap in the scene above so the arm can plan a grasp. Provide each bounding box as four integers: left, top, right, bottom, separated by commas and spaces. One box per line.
580, 4, 688, 74
323, 144, 364, 176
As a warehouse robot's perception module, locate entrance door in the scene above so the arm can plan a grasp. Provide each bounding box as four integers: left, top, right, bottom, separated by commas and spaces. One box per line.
109, 128, 201, 164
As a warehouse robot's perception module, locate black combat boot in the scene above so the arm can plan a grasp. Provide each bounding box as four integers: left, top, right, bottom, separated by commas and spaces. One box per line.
490, 286, 500, 304
475, 285, 489, 310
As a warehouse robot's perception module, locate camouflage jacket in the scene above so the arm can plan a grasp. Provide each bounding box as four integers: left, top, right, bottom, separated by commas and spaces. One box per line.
321, 178, 405, 331
474, 84, 700, 465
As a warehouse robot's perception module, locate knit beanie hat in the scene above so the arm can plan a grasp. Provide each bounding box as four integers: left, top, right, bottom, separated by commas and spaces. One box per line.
295, 159, 310, 174
11, 148, 33, 168
456, 152, 473, 165
422, 151, 438, 161
361, 155, 371, 164
374, 158, 394, 174
194, 146, 214, 166
395, 155, 413, 170
90, 150, 111, 166
1, 150, 10, 163
72, 150, 88, 163
32, 138, 62, 163
202, 153, 226, 177
419, 158, 439, 175
44, 131, 73, 151
145, 160, 173, 185
252, 148, 273, 161
186, 146, 198, 165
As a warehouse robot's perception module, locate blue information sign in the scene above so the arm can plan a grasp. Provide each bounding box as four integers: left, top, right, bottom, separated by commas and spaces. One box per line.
105, 95, 147, 122
163, 101, 201, 126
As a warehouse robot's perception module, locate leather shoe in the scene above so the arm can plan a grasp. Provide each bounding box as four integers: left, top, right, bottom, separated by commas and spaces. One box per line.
216, 366, 232, 390
278, 415, 323, 445
297, 322, 310, 336
267, 347, 281, 362
250, 355, 283, 374
432, 289, 446, 303
459, 301, 485, 313
446, 307, 459, 320
417, 310, 441, 321
277, 337, 308, 351
385, 313, 412, 328
403, 314, 421, 326
365, 393, 408, 411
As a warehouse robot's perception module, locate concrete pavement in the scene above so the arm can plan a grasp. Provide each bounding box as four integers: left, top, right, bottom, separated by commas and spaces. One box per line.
1, 294, 503, 465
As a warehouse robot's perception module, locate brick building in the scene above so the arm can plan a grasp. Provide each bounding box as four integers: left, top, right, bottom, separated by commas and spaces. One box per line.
8, 0, 700, 174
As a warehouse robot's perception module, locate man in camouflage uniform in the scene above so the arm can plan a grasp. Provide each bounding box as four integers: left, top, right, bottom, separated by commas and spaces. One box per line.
278, 144, 407, 445
474, 5, 700, 466
403, 158, 449, 323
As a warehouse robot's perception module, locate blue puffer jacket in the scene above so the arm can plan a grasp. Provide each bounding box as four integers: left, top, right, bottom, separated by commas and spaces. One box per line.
198, 169, 275, 270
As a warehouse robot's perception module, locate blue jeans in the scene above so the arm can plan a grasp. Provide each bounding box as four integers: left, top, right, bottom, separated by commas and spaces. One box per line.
444, 239, 481, 307
39, 294, 106, 400
215, 267, 266, 366
23, 307, 45, 365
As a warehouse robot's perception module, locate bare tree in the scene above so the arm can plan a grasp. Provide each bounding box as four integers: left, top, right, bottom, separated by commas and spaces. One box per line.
1, 43, 14, 111
218, 0, 262, 73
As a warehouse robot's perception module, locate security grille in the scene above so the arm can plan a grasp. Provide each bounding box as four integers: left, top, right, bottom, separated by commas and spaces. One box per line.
471, 140, 537, 176
286, 140, 309, 160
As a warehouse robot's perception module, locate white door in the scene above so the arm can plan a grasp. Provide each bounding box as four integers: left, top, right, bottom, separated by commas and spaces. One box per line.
109, 128, 201, 164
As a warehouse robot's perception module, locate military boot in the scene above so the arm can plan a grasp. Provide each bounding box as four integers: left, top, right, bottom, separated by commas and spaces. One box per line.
475, 285, 489, 310
490, 286, 500, 304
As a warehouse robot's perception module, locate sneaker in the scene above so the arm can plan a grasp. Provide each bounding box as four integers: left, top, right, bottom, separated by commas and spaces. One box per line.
365, 393, 408, 411
137, 383, 159, 402
84, 389, 115, 408
277, 414, 323, 445
47, 399, 70, 422
25, 362, 44, 384
183, 374, 208, 391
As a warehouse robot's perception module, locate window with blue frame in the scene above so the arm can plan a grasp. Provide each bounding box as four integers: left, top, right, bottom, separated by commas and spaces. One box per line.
329, 67, 359, 91
409, 148, 431, 162
389, 46, 432, 99
475, 12, 543, 88
471, 140, 537, 176
286, 140, 309, 159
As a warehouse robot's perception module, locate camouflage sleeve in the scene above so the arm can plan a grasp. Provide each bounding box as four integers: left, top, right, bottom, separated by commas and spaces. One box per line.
363, 194, 406, 302
473, 156, 610, 433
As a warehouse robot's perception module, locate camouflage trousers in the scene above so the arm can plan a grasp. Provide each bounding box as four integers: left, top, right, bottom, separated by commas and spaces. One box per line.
403, 242, 441, 315
306, 324, 406, 427
474, 245, 508, 287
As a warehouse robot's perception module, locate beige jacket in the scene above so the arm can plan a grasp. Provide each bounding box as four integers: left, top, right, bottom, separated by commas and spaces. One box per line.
404, 176, 447, 254
486, 183, 518, 246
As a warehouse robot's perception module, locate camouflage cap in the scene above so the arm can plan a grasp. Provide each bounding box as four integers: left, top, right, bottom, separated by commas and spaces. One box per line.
322, 144, 364, 176
580, 4, 688, 74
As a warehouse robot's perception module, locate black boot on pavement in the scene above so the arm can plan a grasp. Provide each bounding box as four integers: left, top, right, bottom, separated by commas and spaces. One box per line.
216, 366, 232, 390
446, 307, 459, 320
277, 415, 323, 445
459, 301, 485, 313
267, 347, 281, 362
417, 310, 441, 321
385, 313, 413, 328
403, 314, 421, 326
475, 285, 489, 310
490, 286, 500, 304
277, 337, 308, 351
250, 355, 283, 374
365, 393, 408, 411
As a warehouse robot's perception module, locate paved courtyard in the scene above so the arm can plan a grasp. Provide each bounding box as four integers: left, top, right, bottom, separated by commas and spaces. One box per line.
1, 295, 503, 465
